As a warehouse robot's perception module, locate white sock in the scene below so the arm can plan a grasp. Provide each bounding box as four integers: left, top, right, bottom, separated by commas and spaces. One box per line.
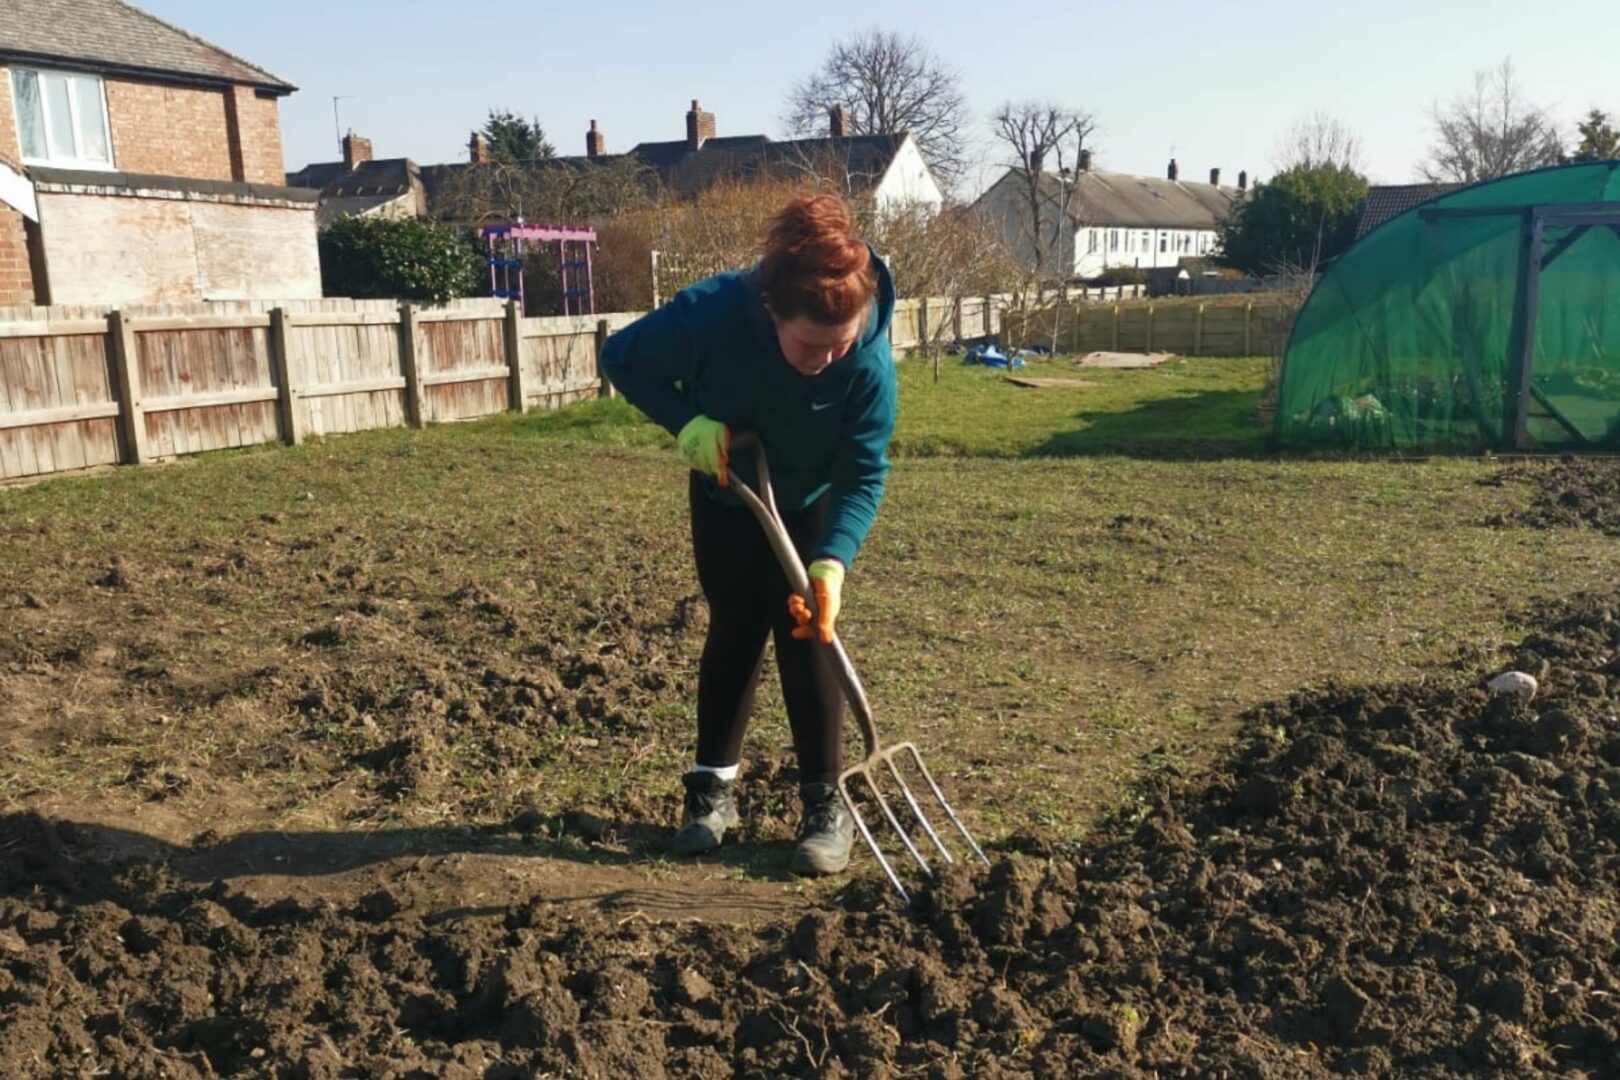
692, 762, 740, 782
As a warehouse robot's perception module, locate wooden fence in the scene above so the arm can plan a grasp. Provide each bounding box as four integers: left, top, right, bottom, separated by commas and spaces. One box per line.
1001, 294, 1298, 358
1, 288, 1250, 483
0, 298, 628, 481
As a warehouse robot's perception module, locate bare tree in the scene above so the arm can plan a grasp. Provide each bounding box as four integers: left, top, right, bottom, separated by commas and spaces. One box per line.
990, 100, 1098, 287
1273, 110, 1364, 172
1423, 59, 1563, 183
784, 29, 967, 191
433, 157, 648, 227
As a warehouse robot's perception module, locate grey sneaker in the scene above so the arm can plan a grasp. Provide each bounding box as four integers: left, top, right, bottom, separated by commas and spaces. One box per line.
791, 782, 855, 875
670, 771, 739, 855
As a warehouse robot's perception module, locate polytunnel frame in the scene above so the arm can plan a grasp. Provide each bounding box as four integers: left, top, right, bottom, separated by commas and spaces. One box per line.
1416, 200, 1620, 449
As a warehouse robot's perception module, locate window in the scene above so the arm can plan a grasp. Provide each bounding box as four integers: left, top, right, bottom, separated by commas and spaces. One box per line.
1159, 233, 1168, 253
9, 68, 112, 168
1109, 229, 1119, 252
1141, 231, 1151, 252
1088, 228, 1099, 254
1199, 233, 1209, 254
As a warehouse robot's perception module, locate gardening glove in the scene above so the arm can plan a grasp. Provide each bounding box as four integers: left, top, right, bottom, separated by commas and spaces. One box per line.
677, 414, 729, 486
788, 559, 845, 645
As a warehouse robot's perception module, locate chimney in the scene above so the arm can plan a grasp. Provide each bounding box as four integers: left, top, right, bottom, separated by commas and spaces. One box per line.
1167, 158, 1179, 182
1079, 148, 1093, 172
1027, 149, 1045, 174
829, 104, 849, 138
1238, 169, 1248, 192
1209, 166, 1221, 186
686, 99, 716, 150
586, 119, 606, 159
469, 132, 490, 165
342, 133, 373, 171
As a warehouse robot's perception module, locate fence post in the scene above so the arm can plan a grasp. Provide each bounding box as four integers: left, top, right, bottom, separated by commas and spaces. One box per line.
1194, 303, 1205, 357
952, 296, 963, 345
1244, 301, 1254, 355
595, 319, 615, 398
1111, 304, 1120, 351
108, 309, 148, 465
504, 299, 526, 413
398, 302, 424, 427
983, 295, 993, 341
268, 307, 303, 446
917, 297, 929, 354
1145, 305, 1155, 353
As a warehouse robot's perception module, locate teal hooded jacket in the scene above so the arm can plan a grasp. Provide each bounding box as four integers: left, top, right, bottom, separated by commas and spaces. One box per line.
598, 254, 897, 569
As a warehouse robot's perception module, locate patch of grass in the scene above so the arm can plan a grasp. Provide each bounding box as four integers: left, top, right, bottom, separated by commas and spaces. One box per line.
1, 351, 1611, 854
891, 355, 1269, 458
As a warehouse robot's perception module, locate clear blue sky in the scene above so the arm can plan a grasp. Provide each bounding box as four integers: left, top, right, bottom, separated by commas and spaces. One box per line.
143, 0, 1618, 192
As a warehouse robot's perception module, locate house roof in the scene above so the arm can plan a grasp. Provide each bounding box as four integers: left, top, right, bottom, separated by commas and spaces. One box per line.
627, 133, 907, 199
0, 0, 294, 92
1047, 169, 1244, 229
283, 158, 421, 225
292, 132, 916, 220
1353, 182, 1462, 238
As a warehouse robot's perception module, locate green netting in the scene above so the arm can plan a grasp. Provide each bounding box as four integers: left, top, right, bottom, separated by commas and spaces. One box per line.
1278, 162, 1620, 449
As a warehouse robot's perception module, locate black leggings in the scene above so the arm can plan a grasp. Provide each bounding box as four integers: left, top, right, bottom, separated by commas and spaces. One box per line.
689, 473, 843, 784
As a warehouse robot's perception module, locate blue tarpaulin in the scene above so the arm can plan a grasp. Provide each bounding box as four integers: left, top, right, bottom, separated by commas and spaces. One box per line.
961, 344, 1025, 369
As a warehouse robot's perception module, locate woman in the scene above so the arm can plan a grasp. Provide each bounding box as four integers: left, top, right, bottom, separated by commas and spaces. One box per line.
598, 193, 896, 875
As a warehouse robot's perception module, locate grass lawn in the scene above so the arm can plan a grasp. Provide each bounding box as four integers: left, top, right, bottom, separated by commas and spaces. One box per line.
1, 353, 1610, 856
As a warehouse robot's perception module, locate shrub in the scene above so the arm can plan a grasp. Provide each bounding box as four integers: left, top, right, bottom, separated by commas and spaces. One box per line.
319, 215, 483, 304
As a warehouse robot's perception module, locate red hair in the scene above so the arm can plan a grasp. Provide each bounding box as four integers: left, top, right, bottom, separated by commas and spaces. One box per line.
759, 194, 877, 325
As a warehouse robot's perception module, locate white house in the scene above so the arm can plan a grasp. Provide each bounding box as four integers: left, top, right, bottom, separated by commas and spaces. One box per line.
975, 155, 1247, 281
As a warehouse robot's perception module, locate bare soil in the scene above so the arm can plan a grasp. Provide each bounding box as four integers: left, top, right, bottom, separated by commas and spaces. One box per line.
1489, 456, 1620, 536
4, 591, 1615, 1078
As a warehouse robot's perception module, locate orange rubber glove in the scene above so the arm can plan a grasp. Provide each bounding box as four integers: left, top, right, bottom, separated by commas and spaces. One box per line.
788, 559, 845, 644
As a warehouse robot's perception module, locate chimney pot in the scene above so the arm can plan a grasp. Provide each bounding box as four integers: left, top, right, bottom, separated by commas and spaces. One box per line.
1238, 169, 1248, 192
1210, 167, 1221, 186
1168, 158, 1179, 181
1079, 148, 1093, 172
586, 119, 606, 159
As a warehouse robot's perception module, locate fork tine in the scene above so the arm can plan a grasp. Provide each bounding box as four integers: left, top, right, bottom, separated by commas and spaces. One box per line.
860, 764, 934, 877
899, 744, 990, 866
881, 750, 954, 865
839, 773, 910, 904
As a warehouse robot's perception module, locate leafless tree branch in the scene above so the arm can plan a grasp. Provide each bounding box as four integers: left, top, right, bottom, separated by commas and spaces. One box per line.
783, 29, 967, 192
1422, 58, 1563, 183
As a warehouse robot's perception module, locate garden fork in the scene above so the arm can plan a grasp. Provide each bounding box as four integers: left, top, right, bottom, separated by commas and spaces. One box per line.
727, 434, 989, 903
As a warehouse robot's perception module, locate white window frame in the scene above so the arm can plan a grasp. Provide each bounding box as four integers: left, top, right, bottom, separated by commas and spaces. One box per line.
9, 67, 115, 170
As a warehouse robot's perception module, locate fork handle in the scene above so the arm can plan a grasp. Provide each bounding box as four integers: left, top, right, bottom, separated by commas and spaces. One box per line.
725, 433, 880, 762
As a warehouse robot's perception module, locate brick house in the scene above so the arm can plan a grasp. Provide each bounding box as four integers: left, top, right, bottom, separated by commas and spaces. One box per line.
0, 0, 319, 306
288, 100, 947, 226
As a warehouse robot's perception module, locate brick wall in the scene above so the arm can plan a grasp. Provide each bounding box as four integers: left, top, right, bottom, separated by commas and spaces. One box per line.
0, 66, 20, 168
0, 206, 36, 305
4, 71, 286, 184
226, 85, 286, 185
105, 78, 237, 181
